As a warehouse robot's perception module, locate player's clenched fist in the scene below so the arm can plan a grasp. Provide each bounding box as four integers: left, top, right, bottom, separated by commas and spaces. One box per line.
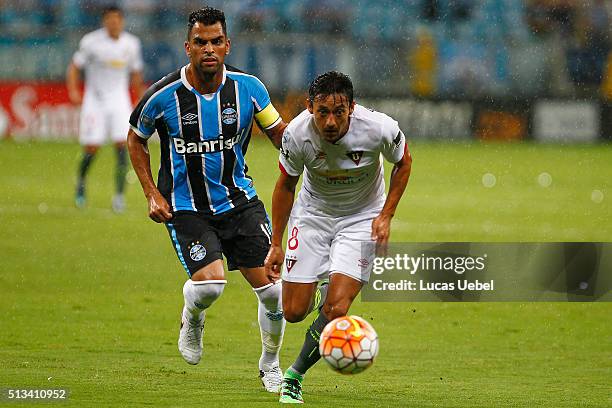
264, 245, 285, 281
147, 190, 173, 223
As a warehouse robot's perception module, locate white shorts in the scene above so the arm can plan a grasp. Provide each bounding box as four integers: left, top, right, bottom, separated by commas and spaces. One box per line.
79, 95, 132, 146
281, 197, 379, 284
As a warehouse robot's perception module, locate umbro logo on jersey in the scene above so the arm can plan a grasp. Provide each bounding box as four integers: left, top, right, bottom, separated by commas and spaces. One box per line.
181, 112, 198, 126
346, 151, 363, 165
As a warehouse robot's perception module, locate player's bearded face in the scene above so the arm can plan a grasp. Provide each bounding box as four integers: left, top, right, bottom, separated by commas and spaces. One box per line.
186, 22, 230, 76
310, 94, 355, 143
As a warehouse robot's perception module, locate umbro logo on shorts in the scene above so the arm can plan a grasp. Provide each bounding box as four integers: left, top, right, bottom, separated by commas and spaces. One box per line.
182, 112, 198, 126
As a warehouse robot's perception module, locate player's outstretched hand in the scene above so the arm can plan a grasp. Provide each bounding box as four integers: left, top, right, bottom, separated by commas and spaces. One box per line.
371, 213, 392, 256
264, 244, 285, 281
147, 190, 173, 223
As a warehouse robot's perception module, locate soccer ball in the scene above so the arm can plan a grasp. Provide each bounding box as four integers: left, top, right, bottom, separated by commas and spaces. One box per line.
319, 315, 379, 374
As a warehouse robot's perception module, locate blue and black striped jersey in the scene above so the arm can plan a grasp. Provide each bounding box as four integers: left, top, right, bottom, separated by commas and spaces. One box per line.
129, 64, 281, 215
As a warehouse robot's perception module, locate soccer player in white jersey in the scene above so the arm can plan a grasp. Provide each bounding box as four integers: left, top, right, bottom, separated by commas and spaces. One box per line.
67, 5, 145, 212
264, 71, 412, 403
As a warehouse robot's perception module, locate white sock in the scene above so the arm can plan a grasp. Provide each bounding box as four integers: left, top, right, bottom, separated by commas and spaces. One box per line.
182, 279, 226, 324
253, 281, 285, 371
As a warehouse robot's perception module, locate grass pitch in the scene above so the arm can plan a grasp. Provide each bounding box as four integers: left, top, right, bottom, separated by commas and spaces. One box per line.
0, 138, 610, 407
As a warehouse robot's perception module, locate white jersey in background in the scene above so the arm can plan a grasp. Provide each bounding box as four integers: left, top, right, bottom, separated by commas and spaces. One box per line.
73, 28, 143, 144
73, 28, 143, 102
279, 104, 406, 216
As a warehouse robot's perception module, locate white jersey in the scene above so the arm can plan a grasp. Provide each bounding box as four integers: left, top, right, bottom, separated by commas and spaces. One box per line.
73, 28, 143, 104
279, 104, 406, 216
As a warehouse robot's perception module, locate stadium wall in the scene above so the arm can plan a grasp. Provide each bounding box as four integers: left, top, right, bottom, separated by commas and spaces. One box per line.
0, 82, 609, 142
360, 98, 605, 143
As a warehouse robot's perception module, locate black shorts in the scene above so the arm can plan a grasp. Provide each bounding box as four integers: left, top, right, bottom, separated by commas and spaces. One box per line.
164, 198, 272, 277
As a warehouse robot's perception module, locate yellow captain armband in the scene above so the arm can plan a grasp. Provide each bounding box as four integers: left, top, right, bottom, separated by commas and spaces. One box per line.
255, 103, 281, 129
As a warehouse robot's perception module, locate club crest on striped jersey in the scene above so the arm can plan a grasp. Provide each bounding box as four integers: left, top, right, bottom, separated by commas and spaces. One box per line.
346, 151, 363, 165
222, 107, 237, 125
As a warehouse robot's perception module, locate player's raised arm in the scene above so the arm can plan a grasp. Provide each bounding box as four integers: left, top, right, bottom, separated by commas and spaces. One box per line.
127, 129, 172, 223
372, 132, 413, 253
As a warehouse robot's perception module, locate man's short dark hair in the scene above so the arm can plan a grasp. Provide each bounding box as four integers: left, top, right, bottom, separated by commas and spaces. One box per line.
308, 71, 354, 105
102, 5, 123, 17
187, 7, 227, 40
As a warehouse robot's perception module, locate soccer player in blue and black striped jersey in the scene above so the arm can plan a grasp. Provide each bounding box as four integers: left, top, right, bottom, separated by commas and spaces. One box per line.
127, 7, 286, 393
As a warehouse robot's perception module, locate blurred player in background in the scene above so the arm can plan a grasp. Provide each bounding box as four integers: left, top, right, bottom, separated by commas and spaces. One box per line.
127, 7, 287, 392
67, 5, 145, 212
265, 71, 412, 403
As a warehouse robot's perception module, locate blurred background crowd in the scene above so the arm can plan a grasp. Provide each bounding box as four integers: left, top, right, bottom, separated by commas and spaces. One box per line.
0, 0, 611, 98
